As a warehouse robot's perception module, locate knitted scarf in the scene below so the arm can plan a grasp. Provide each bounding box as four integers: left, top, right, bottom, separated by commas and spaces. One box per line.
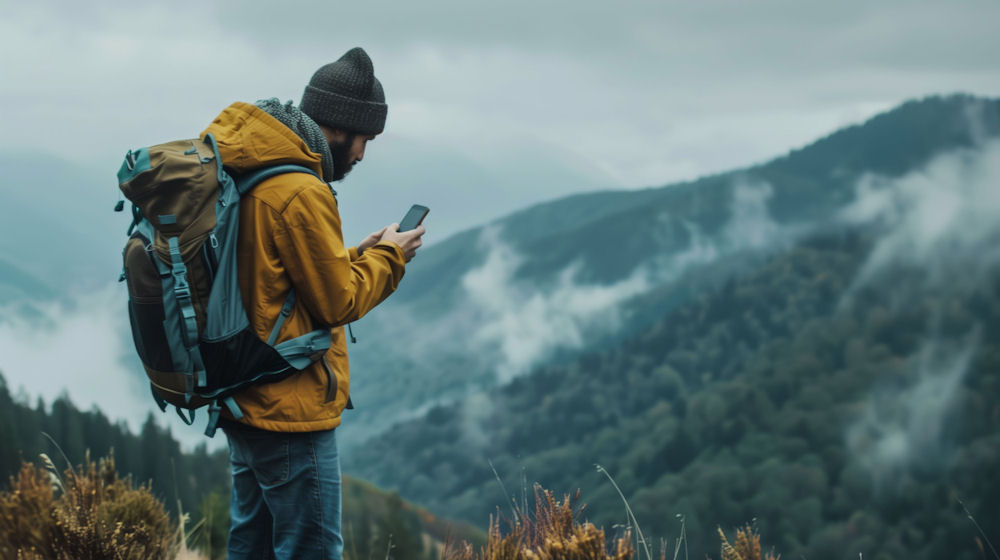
255, 98, 336, 183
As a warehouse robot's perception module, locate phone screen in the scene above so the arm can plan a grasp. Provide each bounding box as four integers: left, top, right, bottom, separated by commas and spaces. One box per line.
398, 204, 429, 232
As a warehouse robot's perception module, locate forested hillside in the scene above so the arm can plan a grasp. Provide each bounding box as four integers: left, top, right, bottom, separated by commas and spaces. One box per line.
347, 226, 1000, 559
341, 95, 1000, 559
342, 95, 1000, 448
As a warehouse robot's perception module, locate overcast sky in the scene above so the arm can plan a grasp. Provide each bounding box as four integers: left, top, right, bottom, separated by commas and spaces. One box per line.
2, 0, 998, 244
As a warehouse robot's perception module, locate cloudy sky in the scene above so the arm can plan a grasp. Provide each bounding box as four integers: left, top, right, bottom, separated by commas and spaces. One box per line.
2, 0, 998, 244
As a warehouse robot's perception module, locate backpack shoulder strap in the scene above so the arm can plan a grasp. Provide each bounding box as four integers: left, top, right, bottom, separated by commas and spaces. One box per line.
234, 164, 321, 196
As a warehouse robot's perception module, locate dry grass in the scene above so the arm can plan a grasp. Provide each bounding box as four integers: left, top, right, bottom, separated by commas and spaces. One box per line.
714, 525, 779, 560
0, 452, 179, 560
1, 450, 782, 560
443, 485, 636, 560
0, 462, 57, 559
441, 484, 783, 560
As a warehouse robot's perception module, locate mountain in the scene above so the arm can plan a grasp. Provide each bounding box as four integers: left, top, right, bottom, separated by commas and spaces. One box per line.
341, 94, 1000, 447
348, 229, 1000, 559
339, 93, 1000, 559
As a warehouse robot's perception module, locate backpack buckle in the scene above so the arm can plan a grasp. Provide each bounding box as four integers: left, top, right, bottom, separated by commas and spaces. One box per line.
172, 265, 190, 298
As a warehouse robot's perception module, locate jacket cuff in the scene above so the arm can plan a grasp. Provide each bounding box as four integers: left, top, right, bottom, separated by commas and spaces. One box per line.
348, 246, 360, 260
371, 241, 405, 261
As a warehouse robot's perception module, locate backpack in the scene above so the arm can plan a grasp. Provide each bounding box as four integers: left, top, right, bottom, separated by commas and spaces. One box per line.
116, 133, 331, 437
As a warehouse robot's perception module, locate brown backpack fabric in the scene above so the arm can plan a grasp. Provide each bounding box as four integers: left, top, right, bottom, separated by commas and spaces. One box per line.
117, 134, 331, 436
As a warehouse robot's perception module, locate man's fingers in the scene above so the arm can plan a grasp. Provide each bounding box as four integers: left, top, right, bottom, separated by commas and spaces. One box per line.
402, 226, 425, 240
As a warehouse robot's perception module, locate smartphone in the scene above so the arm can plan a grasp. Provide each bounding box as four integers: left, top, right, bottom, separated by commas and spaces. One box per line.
398, 204, 429, 232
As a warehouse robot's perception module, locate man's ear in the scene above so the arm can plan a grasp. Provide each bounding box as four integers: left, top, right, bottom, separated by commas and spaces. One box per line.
318, 125, 349, 144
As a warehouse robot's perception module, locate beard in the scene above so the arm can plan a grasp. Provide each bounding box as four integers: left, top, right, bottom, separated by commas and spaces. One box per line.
328, 135, 356, 182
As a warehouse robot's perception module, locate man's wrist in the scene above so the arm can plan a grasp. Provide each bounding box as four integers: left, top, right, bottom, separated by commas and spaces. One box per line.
368, 240, 403, 258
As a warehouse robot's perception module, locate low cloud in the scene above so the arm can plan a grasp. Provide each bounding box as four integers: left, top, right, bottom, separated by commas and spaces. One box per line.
458, 391, 495, 449
846, 329, 980, 488
458, 177, 792, 384
839, 139, 1000, 293
0, 285, 219, 450
724, 178, 784, 250
649, 177, 792, 281
461, 227, 652, 383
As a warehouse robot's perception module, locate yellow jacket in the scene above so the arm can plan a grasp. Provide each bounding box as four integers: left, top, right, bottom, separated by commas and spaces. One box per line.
202, 102, 406, 432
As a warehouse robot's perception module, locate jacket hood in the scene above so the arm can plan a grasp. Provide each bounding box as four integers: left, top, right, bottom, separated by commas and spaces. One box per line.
201, 101, 324, 176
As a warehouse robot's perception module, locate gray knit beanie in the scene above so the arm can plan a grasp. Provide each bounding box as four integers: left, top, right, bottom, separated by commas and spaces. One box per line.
300, 47, 387, 135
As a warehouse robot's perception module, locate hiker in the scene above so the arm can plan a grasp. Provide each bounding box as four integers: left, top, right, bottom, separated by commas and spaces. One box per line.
203, 47, 424, 559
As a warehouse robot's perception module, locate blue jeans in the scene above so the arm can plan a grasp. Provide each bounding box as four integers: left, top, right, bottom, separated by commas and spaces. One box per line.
223, 426, 343, 560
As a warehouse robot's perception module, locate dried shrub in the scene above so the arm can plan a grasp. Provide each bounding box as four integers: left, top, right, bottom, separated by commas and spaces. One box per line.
0, 463, 57, 559
444, 485, 634, 560
0, 452, 177, 560
715, 524, 779, 560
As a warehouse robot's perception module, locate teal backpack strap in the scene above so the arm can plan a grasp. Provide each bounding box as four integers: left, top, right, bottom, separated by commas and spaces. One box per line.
152, 382, 194, 426
150, 384, 168, 412
204, 397, 243, 437
127, 204, 143, 236
204, 402, 221, 437
235, 164, 320, 196
268, 290, 297, 345
176, 407, 196, 425
153, 384, 194, 426
224, 397, 243, 419
272, 329, 333, 369
167, 236, 207, 390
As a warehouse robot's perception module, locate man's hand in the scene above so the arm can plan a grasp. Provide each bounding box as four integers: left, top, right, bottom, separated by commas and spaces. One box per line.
379, 224, 425, 262
357, 226, 388, 256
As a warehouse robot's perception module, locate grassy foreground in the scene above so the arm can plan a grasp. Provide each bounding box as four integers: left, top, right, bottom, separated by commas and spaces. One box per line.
0, 454, 778, 560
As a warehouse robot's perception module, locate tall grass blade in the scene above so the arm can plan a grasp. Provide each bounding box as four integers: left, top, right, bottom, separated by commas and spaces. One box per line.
596, 464, 652, 560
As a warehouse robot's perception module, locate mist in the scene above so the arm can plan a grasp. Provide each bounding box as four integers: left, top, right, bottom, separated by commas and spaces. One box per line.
846, 329, 981, 488
834, 137, 1000, 485
460, 227, 653, 383
458, 177, 797, 384
0, 285, 217, 450
838, 139, 1000, 294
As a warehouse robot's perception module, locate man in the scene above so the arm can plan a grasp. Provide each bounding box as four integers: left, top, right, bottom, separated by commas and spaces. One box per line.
202, 47, 424, 559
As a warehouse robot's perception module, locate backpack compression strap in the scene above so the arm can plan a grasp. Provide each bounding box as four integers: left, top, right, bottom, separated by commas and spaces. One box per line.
205, 397, 244, 437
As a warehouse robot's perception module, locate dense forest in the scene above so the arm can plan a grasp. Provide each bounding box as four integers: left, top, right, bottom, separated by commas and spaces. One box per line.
347, 229, 1000, 559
